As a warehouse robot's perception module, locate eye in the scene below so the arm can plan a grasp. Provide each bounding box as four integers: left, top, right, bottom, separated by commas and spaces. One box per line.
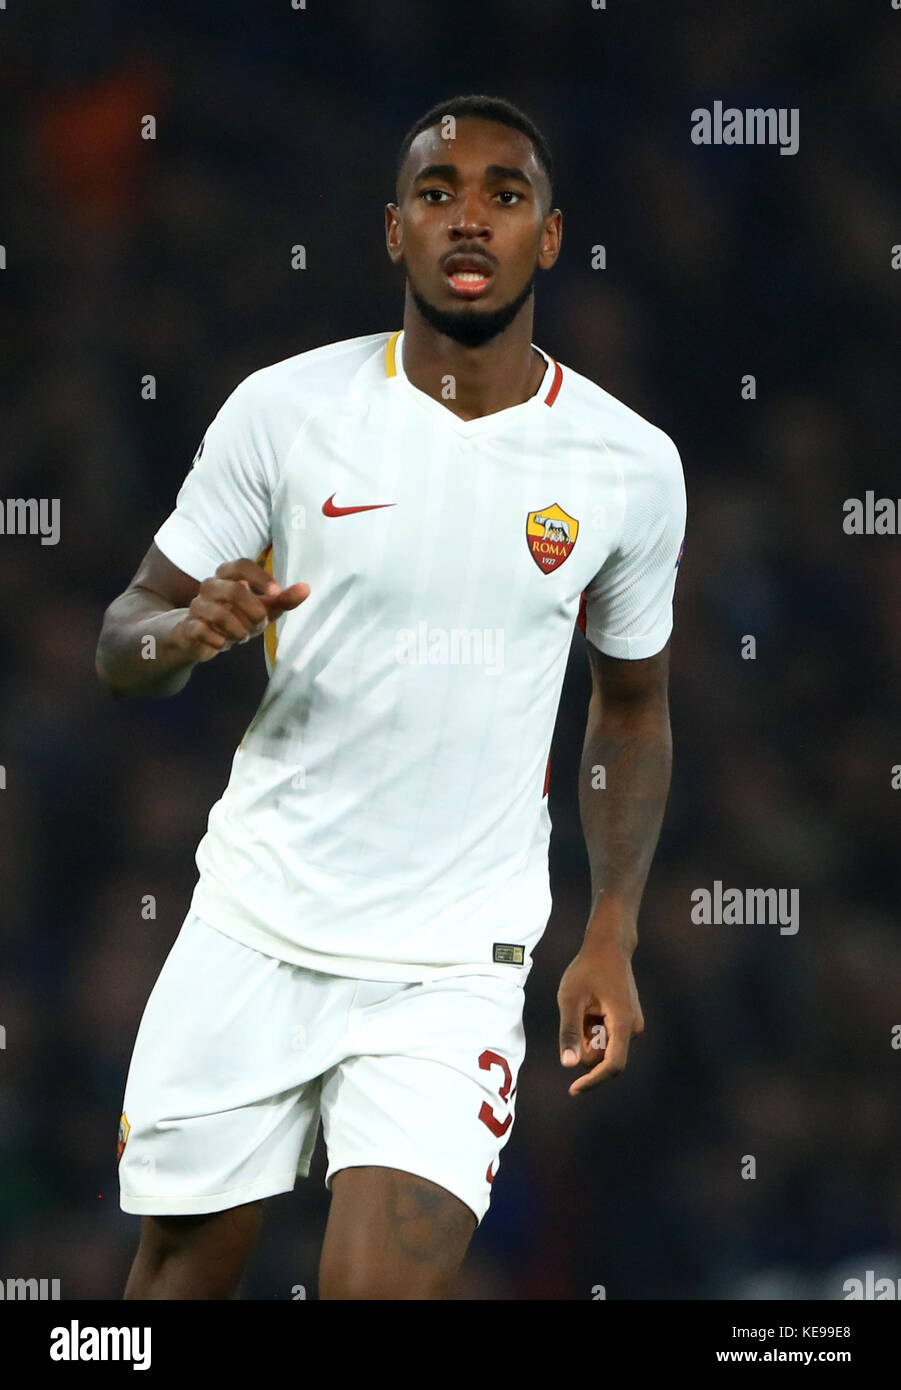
496, 190, 523, 205
419, 188, 451, 203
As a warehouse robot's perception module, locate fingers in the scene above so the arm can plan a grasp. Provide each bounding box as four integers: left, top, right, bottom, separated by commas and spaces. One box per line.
558, 995, 642, 1096
558, 997, 584, 1069
215, 558, 283, 595
191, 582, 270, 643
174, 562, 310, 662
175, 617, 228, 663
567, 1023, 631, 1096
265, 581, 310, 613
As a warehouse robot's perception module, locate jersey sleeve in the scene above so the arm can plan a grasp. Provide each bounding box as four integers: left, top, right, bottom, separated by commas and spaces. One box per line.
153, 373, 278, 581
580, 432, 686, 659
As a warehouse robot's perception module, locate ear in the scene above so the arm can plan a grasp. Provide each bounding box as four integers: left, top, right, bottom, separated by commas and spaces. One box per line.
385, 203, 404, 265
537, 208, 563, 271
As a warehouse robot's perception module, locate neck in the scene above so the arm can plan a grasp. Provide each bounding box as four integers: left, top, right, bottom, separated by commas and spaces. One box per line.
400, 292, 546, 421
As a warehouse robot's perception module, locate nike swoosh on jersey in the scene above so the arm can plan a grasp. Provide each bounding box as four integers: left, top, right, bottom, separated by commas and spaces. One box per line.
322, 494, 397, 516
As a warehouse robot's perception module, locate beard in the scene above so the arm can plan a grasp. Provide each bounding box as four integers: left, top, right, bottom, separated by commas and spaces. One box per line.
406, 269, 536, 348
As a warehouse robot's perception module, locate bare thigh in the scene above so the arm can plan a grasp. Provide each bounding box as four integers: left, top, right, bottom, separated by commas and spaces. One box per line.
318, 1166, 477, 1300
123, 1201, 264, 1300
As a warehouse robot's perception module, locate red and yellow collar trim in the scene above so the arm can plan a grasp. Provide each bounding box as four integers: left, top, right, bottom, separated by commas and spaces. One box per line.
385, 329, 562, 406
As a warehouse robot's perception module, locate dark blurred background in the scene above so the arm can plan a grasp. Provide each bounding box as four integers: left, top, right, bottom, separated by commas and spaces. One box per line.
1, 0, 900, 1299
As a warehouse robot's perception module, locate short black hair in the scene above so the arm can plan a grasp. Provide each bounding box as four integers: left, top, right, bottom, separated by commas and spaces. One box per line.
396, 94, 554, 210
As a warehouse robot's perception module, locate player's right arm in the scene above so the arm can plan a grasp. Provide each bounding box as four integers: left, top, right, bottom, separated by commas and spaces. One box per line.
97, 368, 308, 698
95, 544, 309, 699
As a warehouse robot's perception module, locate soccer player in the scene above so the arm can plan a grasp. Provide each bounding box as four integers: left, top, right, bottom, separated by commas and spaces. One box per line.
96, 93, 686, 1300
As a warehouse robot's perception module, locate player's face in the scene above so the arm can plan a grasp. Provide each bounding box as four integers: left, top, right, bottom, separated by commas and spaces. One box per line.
387, 118, 561, 346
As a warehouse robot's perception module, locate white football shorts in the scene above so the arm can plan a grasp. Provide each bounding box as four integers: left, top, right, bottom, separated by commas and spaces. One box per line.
118, 913, 526, 1225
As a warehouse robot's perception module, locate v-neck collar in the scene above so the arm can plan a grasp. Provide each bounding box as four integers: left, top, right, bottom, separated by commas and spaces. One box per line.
384, 329, 562, 437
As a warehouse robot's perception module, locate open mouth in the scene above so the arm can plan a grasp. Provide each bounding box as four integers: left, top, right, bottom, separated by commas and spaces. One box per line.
443, 256, 494, 299
446, 271, 492, 298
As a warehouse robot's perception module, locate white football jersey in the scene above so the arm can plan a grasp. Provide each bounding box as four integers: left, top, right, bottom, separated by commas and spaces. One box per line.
154, 330, 686, 983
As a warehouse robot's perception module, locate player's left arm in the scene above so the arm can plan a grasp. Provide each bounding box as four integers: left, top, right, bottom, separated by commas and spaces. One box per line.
558, 425, 686, 1096
557, 637, 672, 1095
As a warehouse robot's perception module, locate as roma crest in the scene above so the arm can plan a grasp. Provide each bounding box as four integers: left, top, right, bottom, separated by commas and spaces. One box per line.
117, 1113, 130, 1165
526, 503, 579, 574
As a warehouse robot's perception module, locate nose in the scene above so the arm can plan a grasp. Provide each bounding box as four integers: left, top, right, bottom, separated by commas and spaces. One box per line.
448, 191, 491, 239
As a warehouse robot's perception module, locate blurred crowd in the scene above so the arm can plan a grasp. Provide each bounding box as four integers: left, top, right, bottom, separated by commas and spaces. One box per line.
1, 0, 900, 1298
